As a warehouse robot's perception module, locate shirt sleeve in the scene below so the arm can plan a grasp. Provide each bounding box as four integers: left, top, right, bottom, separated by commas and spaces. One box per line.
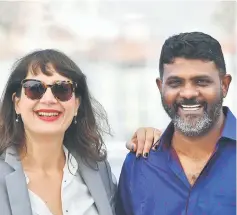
115, 153, 134, 215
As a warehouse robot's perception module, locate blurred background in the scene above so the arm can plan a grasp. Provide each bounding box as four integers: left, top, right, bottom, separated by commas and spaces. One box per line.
0, 0, 236, 179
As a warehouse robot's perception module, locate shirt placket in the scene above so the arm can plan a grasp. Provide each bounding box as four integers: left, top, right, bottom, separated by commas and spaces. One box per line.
61, 152, 78, 215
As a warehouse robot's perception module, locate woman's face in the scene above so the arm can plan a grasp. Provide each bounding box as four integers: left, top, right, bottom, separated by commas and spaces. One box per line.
14, 64, 80, 137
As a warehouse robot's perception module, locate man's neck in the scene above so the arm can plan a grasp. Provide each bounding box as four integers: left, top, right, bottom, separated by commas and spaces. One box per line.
172, 112, 225, 158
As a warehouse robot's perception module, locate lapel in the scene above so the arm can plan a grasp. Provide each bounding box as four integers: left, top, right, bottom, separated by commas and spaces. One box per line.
4, 147, 113, 215
4, 147, 33, 215
73, 153, 113, 215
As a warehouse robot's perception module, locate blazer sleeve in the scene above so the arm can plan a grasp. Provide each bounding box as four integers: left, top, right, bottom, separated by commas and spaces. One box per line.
0, 161, 17, 215
98, 160, 117, 215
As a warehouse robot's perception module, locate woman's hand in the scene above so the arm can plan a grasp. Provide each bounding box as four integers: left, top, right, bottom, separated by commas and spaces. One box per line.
126, 127, 162, 158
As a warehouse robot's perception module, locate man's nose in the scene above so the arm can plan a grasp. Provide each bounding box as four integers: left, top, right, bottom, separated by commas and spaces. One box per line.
179, 85, 199, 99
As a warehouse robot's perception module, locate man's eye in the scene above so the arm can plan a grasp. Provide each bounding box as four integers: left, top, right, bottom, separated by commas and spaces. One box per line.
196, 79, 210, 86
167, 81, 181, 87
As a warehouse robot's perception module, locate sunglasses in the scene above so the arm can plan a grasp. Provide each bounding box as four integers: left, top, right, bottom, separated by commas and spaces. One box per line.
21, 79, 77, 102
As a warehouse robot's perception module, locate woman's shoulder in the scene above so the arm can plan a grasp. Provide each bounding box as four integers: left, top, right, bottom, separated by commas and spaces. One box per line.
0, 155, 13, 178
68, 148, 117, 187
97, 159, 117, 190
97, 159, 117, 213
0, 151, 7, 166
0, 147, 19, 177
97, 160, 113, 178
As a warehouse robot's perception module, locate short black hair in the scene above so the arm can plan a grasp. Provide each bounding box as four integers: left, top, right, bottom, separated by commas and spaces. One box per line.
159, 32, 226, 78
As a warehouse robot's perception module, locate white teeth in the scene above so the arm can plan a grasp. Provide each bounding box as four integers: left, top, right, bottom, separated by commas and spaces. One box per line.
180, 105, 202, 111
37, 112, 59, 117
181, 105, 201, 108
182, 107, 200, 111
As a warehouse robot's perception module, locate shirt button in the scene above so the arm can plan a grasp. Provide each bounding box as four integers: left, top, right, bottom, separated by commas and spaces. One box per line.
66, 210, 68, 213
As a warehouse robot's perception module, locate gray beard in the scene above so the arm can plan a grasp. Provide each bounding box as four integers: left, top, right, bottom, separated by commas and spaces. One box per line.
173, 109, 219, 136
162, 95, 223, 137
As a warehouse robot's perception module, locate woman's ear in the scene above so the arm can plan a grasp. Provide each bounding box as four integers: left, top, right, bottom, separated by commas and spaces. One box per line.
75, 96, 80, 113
12, 92, 20, 114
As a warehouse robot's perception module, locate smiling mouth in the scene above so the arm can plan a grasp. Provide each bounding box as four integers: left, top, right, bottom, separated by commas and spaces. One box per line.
37, 112, 60, 117
180, 104, 202, 111
34, 111, 62, 122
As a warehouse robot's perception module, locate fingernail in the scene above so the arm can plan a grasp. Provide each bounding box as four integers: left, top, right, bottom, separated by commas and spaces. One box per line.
136, 153, 142, 158
143, 153, 149, 158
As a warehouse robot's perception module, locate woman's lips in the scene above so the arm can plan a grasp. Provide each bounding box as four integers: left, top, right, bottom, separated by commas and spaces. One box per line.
34, 110, 62, 122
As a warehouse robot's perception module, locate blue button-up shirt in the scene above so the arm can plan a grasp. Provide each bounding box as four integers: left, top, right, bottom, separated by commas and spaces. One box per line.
116, 107, 236, 215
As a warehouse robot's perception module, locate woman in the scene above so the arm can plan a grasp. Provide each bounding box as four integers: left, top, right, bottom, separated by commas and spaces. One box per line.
0, 49, 160, 215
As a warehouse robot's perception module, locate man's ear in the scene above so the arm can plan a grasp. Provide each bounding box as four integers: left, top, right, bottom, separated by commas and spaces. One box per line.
221, 74, 232, 98
156, 78, 163, 94
12, 92, 20, 114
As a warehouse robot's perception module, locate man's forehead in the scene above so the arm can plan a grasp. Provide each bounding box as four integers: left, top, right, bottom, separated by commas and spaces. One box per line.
164, 58, 216, 70
163, 58, 218, 79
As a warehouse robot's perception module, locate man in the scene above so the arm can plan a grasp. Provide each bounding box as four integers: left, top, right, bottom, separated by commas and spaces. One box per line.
116, 32, 236, 215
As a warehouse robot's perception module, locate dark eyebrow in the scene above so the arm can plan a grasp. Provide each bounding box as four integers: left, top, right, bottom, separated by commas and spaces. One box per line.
166, 76, 184, 81
166, 75, 213, 82
190, 75, 213, 80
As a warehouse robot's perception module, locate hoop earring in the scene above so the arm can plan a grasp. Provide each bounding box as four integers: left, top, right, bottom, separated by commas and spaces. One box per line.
73, 116, 77, 124
16, 114, 20, 123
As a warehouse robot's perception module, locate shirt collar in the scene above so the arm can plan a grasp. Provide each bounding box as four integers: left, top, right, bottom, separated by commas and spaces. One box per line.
63, 146, 78, 175
157, 106, 236, 151
157, 123, 174, 151
221, 106, 236, 141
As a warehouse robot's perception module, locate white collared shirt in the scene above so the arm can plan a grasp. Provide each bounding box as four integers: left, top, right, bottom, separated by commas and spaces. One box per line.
25, 147, 99, 215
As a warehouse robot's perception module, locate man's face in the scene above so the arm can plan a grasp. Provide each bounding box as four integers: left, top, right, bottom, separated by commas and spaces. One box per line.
156, 58, 231, 137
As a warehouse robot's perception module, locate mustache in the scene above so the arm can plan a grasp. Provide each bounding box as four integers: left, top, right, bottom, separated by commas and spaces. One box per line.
176, 98, 204, 106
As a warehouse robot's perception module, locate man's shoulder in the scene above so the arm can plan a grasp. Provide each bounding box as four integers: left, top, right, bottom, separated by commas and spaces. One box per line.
222, 106, 236, 141
123, 152, 137, 166
120, 152, 144, 175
